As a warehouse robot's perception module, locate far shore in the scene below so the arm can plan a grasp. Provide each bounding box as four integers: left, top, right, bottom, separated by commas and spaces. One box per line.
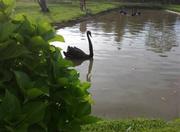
166, 10, 180, 15
16, 2, 180, 29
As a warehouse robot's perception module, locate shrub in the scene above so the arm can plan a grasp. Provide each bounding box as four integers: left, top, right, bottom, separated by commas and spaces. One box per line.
0, 0, 92, 131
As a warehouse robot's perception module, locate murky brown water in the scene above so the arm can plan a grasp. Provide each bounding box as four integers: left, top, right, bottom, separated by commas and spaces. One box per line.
54, 10, 180, 120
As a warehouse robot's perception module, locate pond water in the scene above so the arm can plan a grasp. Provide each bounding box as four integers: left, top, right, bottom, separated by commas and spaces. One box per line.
54, 10, 180, 120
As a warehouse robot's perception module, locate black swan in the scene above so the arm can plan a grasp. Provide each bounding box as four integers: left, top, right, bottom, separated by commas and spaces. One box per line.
63, 31, 93, 60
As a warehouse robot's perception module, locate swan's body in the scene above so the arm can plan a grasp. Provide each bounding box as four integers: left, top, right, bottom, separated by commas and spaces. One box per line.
63, 31, 93, 60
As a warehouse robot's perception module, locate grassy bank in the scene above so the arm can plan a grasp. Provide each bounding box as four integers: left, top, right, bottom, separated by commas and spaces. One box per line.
15, 1, 180, 27
15, 1, 121, 23
81, 118, 180, 132
166, 4, 180, 12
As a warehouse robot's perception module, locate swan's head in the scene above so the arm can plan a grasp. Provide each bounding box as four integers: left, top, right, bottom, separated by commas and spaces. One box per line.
87, 31, 92, 37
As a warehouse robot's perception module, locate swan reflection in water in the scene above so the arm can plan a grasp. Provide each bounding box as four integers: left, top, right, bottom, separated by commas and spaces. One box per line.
69, 58, 94, 82
86, 59, 93, 82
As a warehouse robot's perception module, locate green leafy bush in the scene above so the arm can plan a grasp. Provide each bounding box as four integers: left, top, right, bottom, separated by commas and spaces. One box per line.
0, 0, 92, 131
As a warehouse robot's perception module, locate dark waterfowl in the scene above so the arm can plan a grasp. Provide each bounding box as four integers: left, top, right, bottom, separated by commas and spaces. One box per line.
132, 8, 141, 16
119, 9, 127, 15
63, 31, 93, 60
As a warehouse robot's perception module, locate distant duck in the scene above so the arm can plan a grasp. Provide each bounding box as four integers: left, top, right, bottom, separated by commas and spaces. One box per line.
63, 31, 93, 60
137, 12, 141, 15
132, 12, 141, 16
119, 9, 127, 15
131, 8, 141, 16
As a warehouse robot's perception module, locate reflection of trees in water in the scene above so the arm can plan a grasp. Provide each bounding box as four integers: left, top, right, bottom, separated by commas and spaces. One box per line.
96, 13, 115, 33
127, 13, 146, 36
93, 12, 128, 42
78, 10, 179, 53
114, 14, 128, 42
80, 21, 87, 33
145, 11, 178, 53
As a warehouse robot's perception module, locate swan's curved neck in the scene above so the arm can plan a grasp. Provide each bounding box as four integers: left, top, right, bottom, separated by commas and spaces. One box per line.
87, 33, 93, 58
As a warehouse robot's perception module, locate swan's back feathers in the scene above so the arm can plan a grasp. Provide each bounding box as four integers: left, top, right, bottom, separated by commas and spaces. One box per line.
64, 46, 88, 59
69, 46, 84, 53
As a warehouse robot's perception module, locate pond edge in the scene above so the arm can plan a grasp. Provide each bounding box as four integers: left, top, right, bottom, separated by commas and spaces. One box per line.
53, 4, 180, 29
53, 7, 120, 29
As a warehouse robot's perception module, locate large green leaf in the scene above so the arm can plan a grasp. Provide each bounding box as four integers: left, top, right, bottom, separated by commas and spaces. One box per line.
0, 12, 9, 22
15, 124, 28, 132
17, 15, 36, 36
37, 20, 53, 35
48, 34, 65, 42
16, 101, 47, 132
30, 36, 48, 49
14, 71, 33, 95
13, 33, 24, 43
1, 0, 15, 7
0, 0, 15, 16
0, 40, 12, 51
27, 88, 44, 100
57, 77, 68, 87
76, 102, 91, 117
28, 123, 47, 132
80, 82, 91, 92
0, 41, 30, 61
21, 101, 48, 125
0, 69, 13, 83
0, 90, 21, 120
0, 22, 15, 42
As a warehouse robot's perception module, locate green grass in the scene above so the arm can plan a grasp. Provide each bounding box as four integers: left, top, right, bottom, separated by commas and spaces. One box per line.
15, 1, 121, 23
15, 1, 180, 25
166, 4, 180, 13
81, 118, 180, 132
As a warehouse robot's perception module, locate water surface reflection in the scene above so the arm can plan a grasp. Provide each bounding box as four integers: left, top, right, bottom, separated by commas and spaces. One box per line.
54, 10, 180, 120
